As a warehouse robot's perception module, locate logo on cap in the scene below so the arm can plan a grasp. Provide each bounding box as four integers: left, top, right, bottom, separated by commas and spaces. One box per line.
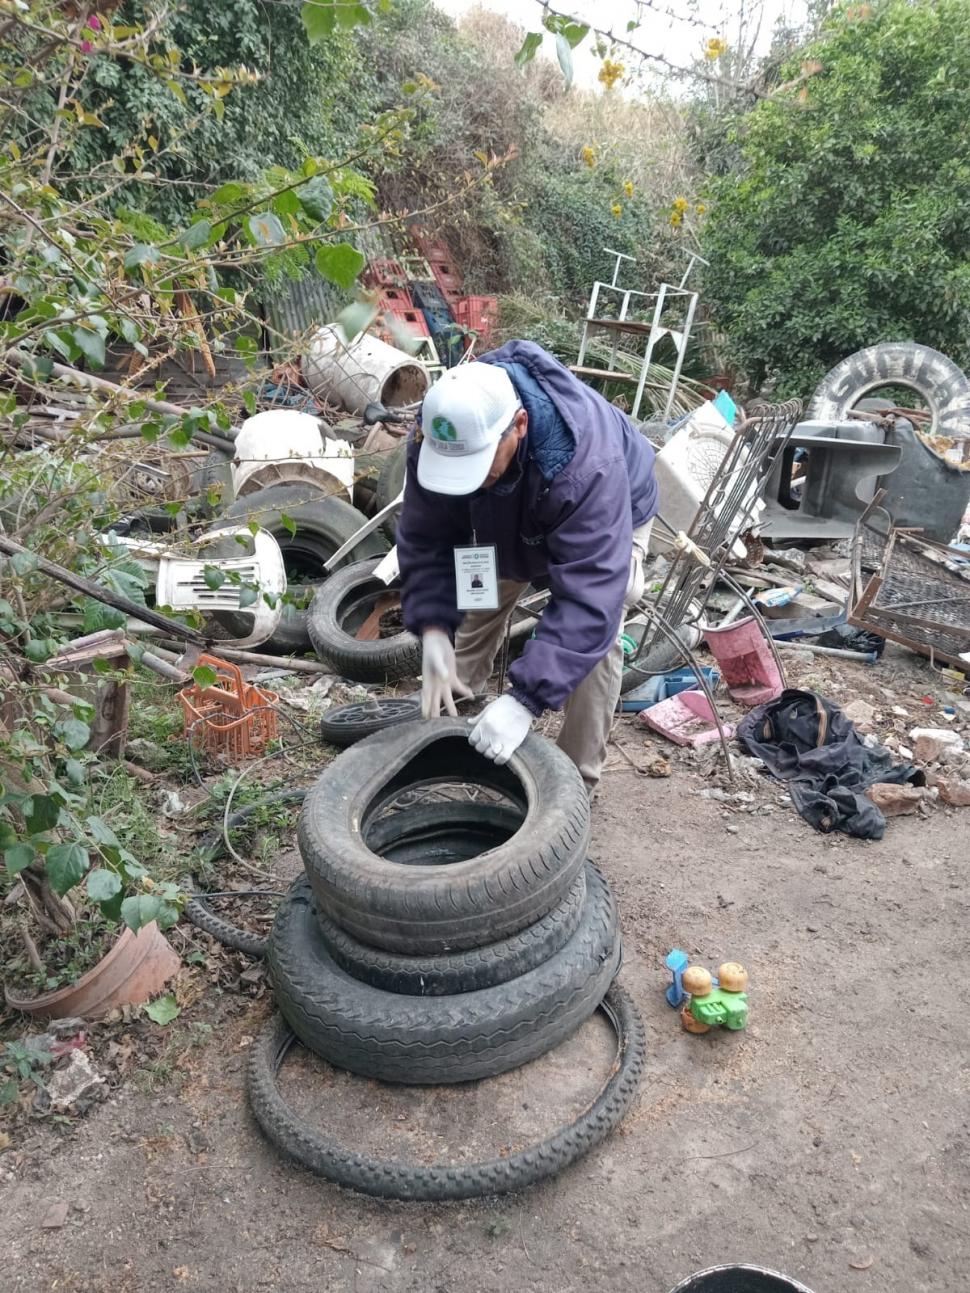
431, 415, 458, 442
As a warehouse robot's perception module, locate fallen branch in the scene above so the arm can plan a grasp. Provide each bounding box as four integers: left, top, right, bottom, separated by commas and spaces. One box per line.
4, 349, 235, 451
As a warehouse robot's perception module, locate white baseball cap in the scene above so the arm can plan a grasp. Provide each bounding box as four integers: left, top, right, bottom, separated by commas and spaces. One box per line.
417, 364, 520, 495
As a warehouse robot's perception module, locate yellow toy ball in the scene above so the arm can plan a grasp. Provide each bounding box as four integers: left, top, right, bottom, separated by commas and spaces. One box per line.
682, 965, 713, 996
717, 961, 749, 993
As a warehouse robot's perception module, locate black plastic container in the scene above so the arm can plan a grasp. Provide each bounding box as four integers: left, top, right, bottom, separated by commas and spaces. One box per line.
668, 1266, 815, 1293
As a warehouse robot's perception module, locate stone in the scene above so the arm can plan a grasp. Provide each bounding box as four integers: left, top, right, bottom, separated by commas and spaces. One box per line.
934, 775, 970, 808
46, 1050, 105, 1111
41, 1202, 69, 1229
909, 728, 964, 763
842, 699, 875, 730
866, 783, 925, 817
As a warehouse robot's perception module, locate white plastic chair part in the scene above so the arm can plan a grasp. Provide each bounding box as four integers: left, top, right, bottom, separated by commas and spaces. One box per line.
322, 488, 404, 573
231, 409, 354, 503
373, 546, 401, 586
649, 401, 764, 561
155, 527, 286, 650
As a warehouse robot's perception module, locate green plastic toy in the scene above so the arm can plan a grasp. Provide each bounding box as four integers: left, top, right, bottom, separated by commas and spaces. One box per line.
680, 962, 749, 1034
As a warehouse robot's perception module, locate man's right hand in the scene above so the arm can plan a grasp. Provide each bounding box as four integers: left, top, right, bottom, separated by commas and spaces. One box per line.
421, 629, 473, 718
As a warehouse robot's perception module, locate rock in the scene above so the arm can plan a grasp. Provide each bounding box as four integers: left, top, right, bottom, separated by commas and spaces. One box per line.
842, 699, 875, 730
866, 783, 925, 817
933, 775, 970, 807
123, 737, 169, 772
41, 1202, 69, 1229
46, 1050, 105, 1112
909, 727, 964, 763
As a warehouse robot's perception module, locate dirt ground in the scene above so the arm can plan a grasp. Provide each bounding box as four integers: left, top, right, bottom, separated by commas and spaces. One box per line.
3, 653, 970, 1293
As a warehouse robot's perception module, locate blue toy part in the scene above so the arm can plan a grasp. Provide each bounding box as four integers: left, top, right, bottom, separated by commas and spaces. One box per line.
665, 949, 689, 1008
713, 389, 737, 426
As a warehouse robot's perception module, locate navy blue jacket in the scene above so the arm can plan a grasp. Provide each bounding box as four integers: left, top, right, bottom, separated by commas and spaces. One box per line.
396, 341, 658, 714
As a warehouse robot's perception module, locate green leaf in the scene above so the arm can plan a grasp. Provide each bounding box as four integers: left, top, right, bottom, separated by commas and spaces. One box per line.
248, 212, 285, 246
296, 175, 334, 224
120, 893, 162, 933
45, 842, 89, 896
10, 550, 39, 576
555, 33, 574, 90
87, 868, 122, 903
146, 994, 180, 1026
210, 181, 249, 207
118, 317, 140, 345
279, 512, 297, 539
55, 718, 91, 752
202, 565, 226, 590
124, 243, 160, 271
24, 794, 61, 833
237, 584, 258, 610
315, 243, 365, 291
334, 299, 378, 344
515, 32, 543, 67
74, 328, 106, 369
86, 815, 120, 849
3, 843, 36, 876
64, 758, 86, 787
301, 1, 337, 42
179, 219, 212, 250
543, 14, 589, 47
242, 390, 257, 416
193, 664, 218, 688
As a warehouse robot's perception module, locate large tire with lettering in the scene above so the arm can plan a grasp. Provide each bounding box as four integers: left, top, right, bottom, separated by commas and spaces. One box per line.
808, 342, 970, 442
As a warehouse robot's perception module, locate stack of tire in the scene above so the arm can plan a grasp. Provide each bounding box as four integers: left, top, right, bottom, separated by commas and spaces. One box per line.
248, 718, 645, 1200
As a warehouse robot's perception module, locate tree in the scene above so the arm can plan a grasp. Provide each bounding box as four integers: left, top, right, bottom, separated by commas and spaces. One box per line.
700, 0, 970, 395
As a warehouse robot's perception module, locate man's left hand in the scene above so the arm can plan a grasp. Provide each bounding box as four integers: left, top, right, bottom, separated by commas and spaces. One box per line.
468, 694, 533, 765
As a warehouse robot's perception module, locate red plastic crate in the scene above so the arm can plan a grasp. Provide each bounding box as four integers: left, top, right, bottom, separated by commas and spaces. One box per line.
455, 295, 499, 346
378, 285, 414, 311
377, 306, 431, 345
363, 258, 408, 290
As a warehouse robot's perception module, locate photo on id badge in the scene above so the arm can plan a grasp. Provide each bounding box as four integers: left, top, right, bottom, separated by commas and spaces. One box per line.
454, 545, 499, 611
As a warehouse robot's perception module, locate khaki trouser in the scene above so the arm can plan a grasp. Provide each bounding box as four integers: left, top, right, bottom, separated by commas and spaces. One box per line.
454, 520, 653, 791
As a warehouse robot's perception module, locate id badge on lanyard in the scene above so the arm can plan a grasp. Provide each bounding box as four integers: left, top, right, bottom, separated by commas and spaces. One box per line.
454, 545, 499, 611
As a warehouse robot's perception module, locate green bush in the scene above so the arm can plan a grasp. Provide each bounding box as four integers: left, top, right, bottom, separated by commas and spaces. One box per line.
701, 0, 970, 396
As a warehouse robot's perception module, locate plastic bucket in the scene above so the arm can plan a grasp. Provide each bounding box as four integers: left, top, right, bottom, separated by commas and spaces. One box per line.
304, 325, 430, 414
668, 1265, 815, 1293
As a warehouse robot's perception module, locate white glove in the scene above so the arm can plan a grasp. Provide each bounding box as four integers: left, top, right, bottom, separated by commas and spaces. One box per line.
421, 629, 472, 718
469, 694, 533, 765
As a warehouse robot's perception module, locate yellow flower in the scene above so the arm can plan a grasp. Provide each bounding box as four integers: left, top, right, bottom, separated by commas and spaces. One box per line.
704, 37, 728, 61
670, 212, 683, 228
598, 58, 624, 91
611, 202, 622, 218
581, 145, 597, 169
696, 202, 707, 214
672, 195, 690, 214
623, 180, 634, 198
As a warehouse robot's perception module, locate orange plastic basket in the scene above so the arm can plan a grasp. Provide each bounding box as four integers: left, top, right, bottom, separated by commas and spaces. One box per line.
177, 654, 279, 761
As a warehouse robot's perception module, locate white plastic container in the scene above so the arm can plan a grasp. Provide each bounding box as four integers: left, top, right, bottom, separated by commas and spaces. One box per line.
650, 401, 763, 560
304, 325, 429, 415
231, 409, 354, 502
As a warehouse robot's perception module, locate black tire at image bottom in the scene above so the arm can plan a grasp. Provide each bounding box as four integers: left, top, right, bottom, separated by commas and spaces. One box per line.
247, 983, 645, 1200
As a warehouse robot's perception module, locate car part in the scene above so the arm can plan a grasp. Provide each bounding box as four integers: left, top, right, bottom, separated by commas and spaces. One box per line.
306, 557, 419, 683
319, 697, 422, 747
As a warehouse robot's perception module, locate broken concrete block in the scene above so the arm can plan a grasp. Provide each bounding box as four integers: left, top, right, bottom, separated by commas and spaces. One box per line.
909, 728, 964, 763
46, 1050, 105, 1112
866, 783, 925, 817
